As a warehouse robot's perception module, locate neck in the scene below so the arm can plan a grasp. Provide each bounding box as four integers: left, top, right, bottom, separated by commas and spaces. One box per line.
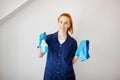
58, 30, 67, 40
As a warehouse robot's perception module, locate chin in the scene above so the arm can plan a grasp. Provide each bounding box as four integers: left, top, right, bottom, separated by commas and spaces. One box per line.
60, 28, 65, 31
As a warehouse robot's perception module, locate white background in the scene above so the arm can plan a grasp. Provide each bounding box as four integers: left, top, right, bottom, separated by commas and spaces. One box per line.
0, 0, 120, 80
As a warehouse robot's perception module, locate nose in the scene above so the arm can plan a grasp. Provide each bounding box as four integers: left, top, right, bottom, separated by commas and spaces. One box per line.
62, 22, 65, 27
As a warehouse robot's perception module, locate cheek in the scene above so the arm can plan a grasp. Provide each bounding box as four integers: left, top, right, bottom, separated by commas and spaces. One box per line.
58, 22, 61, 27
66, 24, 70, 28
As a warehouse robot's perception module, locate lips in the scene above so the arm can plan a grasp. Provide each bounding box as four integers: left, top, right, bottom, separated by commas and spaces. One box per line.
60, 26, 65, 29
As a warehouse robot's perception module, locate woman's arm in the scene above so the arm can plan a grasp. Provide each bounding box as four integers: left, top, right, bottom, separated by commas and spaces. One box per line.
37, 48, 45, 58
72, 56, 79, 64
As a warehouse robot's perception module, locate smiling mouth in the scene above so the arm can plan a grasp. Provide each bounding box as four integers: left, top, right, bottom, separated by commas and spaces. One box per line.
61, 26, 65, 28
61, 27, 65, 29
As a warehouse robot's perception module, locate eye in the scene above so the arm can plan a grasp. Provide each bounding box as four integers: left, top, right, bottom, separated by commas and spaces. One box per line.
60, 21, 62, 24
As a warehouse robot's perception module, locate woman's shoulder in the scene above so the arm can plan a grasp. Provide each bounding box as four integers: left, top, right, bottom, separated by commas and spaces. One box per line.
47, 32, 56, 38
69, 35, 77, 42
46, 32, 57, 42
68, 35, 77, 46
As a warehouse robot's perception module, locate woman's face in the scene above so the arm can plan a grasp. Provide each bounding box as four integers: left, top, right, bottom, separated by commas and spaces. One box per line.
58, 16, 71, 32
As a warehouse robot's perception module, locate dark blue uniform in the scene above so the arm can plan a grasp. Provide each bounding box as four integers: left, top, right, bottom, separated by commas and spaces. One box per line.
44, 32, 77, 80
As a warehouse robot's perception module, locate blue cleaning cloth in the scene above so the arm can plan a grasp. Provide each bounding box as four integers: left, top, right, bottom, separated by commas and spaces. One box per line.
75, 40, 90, 61
37, 32, 47, 48
37, 32, 48, 54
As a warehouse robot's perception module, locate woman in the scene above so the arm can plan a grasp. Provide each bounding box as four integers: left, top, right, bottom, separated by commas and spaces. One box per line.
38, 13, 79, 80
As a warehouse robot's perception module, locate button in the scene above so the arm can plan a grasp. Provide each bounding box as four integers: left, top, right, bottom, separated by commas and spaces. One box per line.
58, 62, 60, 64
59, 45, 62, 47
58, 54, 61, 57
57, 71, 60, 74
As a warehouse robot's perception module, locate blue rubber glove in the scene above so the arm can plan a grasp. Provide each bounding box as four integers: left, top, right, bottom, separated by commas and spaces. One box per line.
75, 40, 90, 61
37, 32, 48, 54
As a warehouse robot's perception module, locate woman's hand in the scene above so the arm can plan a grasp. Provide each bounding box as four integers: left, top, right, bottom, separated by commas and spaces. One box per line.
37, 32, 48, 58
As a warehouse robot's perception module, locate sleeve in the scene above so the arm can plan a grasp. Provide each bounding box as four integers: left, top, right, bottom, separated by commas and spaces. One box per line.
46, 34, 52, 45
73, 40, 78, 56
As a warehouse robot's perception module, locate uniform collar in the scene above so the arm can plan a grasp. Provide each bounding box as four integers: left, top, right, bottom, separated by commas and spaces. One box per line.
54, 31, 70, 46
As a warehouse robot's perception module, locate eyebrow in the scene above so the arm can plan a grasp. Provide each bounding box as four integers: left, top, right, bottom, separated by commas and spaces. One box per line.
59, 20, 69, 22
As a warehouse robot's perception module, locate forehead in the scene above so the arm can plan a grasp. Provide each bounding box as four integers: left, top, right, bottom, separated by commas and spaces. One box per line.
59, 16, 70, 21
